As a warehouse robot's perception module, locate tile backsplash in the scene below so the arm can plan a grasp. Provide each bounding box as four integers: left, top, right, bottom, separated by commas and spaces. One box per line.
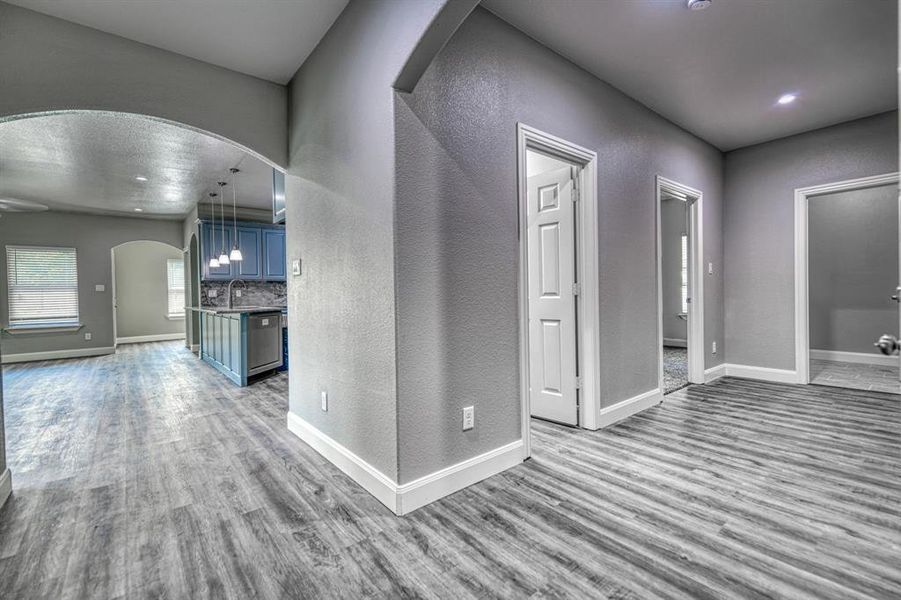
201, 281, 286, 308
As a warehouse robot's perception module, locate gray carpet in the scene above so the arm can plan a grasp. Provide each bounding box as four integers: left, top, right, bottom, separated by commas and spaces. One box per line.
663, 345, 689, 394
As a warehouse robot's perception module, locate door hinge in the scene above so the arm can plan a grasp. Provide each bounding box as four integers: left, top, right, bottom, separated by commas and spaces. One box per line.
575, 376, 583, 390
572, 186, 580, 203
572, 282, 581, 296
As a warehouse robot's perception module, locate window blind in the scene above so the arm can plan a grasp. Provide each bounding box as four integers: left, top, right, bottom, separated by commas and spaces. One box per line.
167, 258, 185, 317
680, 234, 689, 314
7, 246, 79, 326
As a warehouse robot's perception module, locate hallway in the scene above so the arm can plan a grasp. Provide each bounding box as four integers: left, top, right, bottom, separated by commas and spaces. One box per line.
0, 343, 899, 599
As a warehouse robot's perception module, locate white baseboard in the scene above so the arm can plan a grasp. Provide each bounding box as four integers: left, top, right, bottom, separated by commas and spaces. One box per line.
663, 338, 687, 348
397, 439, 523, 515
810, 349, 898, 367
0, 469, 11, 509
704, 363, 726, 383
1, 346, 115, 364
723, 363, 800, 384
598, 388, 663, 428
286, 411, 523, 516
116, 333, 185, 345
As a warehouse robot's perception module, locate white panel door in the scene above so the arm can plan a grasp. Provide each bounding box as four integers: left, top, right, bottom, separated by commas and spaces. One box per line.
528, 165, 578, 425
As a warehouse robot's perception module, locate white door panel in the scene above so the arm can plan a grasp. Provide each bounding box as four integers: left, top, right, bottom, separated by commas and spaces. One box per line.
528, 165, 578, 425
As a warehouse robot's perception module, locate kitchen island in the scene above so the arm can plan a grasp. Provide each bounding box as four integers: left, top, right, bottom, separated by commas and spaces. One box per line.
191, 306, 286, 386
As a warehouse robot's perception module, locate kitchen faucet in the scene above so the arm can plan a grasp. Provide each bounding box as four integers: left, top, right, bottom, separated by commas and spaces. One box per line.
227, 279, 247, 309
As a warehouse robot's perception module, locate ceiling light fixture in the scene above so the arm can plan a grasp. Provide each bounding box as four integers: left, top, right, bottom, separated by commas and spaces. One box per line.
134, 208, 143, 212
229, 168, 243, 262
135, 176, 148, 182
777, 93, 798, 105
687, 0, 712, 10
216, 181, 230, 266
208, 192, 220, 269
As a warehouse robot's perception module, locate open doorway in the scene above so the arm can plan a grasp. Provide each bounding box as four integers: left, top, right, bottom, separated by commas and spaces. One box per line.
656, 177, 704, 394
795, 173, 900, 393
518, 124, 600, 452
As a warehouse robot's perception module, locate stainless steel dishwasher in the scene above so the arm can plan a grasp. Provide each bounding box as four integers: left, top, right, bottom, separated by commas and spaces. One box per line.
247, 312, 284, 375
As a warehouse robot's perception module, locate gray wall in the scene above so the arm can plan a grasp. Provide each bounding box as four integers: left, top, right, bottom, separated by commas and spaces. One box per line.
285, 0, 448, 480
0, 2, 287, 167
724, 112, 898, 370
0, 212, 182, 358
809, 184, 899, 354
393, 8, 725, 483
113, 241, 186, 339
662, 198, 688, 343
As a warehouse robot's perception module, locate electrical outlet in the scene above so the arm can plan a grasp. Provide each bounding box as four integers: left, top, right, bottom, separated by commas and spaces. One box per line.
321, 391, 328, 412
708, 262, 713, 275
235, 289, 242, 298
462, 406, 474, 431
84, 333, 92, 341
712, 341, 717, 354
208, 289, 218, 298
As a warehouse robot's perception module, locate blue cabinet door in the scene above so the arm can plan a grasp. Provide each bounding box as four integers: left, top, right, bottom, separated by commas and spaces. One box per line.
262, 229, 286, 281
234, 227, 262, 280
201, 223, 235, 280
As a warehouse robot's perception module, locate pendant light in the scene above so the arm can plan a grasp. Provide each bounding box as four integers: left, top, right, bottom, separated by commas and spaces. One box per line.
208, 192, 220, 268
216, 181, 230, 265
229, 168, 243, 261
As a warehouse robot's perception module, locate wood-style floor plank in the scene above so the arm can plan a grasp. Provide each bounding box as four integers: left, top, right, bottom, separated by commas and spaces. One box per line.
0, 343, 899, 599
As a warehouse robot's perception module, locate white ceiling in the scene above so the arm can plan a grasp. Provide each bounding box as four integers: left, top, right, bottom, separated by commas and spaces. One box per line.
0, 112, 275, 219
485, 0, 897, 151
6, 0, 349, 84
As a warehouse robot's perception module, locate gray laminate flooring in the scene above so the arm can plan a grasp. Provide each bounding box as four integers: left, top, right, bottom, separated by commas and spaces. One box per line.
1, 342, 899, 599
810, 358, 900, 394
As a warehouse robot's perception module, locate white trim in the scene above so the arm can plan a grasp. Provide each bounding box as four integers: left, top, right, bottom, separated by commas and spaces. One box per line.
794, 172, 900, 384
1, 346, 114, 364
396, 439, 523, 515
656, 176, 705, 392
190, 344, 200, 352
0, 469, 11, 509
286, 412, 523, 515
663, 338, 687, 348
116, 333, 185, 345
598, 388, 662, 428
286, 412, 398, 511
517, 123, 601, 442
704, 363, 726, 383
723, 363, 800, 384
810, 349, 899, 367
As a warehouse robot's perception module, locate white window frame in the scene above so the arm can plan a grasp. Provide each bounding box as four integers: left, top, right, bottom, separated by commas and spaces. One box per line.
166, 258, 185, 320
6, 245, 80, 330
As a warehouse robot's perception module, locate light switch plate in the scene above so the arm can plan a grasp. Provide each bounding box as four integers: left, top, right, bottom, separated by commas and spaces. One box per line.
708, 262, 714, 275
95, 284, 105, 292
292, 259, 302, 276
462, 406, 474, 431
321, 391, 328, 412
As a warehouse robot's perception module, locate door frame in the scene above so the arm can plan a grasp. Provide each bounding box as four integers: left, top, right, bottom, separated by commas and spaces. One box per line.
655, 176, 705, 389
517, 123, 600, 460
793, 172, 900, 384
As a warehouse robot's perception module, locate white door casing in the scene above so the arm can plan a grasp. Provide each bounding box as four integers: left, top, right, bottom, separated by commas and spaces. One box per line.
527, 165, 579, 425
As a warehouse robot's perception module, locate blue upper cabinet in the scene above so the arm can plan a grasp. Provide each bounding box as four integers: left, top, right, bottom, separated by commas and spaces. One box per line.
234, 227, 263, 280
201, 223, 235, 280
262, 229, 286, 281
200, 220, 285, 281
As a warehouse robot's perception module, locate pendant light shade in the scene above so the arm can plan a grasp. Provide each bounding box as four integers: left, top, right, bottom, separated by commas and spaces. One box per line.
208, 192, 220, 268
229, 167, 243, 261
217, 181, 230, 265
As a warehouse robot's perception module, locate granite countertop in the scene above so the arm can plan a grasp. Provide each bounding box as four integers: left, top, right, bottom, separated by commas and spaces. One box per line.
189, 306, 287, 315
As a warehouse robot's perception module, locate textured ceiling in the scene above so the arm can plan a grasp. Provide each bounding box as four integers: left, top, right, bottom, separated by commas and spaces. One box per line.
0, 112, 275, 219
484, 0, 897, 151
5, 0, 349, 84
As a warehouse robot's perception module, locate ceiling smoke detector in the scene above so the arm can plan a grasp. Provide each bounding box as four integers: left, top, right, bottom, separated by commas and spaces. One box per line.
687, 0, 712, 10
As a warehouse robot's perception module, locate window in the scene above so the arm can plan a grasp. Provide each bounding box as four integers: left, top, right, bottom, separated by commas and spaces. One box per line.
6, 245, 79, 327
680, 234, 689, 314
167, 258, 185, 318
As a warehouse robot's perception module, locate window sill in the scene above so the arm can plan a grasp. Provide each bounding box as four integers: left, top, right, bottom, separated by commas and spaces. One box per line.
4, 323, 83, 335
166, 314, 185, 321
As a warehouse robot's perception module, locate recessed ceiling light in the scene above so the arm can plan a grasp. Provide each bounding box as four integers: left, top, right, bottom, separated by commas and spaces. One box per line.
134, 208, 144, 212
135, 176, 148, 182
777, 93, 797, 105
687, 0, 712, 10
